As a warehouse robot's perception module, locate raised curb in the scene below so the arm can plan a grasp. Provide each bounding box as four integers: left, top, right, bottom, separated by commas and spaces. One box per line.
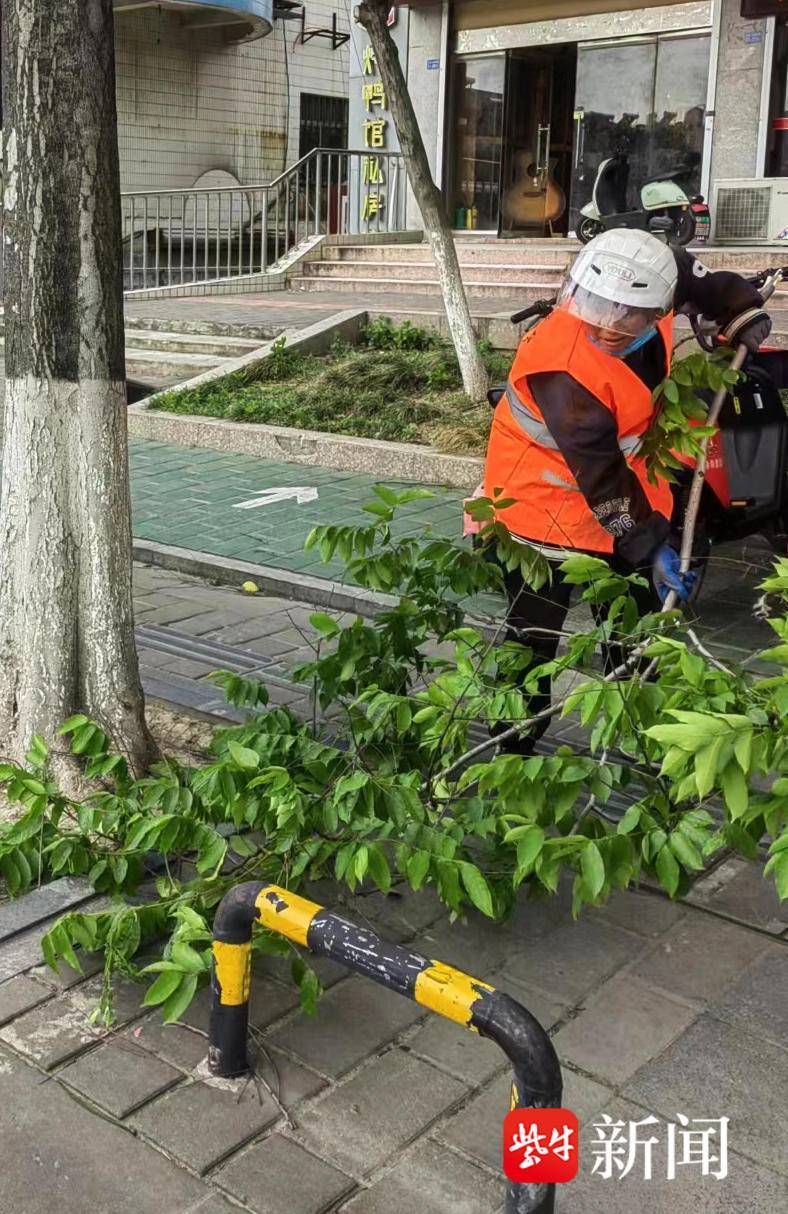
131, 539, 398, 619
0, 877, 95, 945
127, 309, 485, 487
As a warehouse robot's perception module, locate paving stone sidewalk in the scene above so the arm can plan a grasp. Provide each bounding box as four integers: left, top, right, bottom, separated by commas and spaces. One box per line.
0, 862, 785, 1213
129, 436, 464, 584
0, 559, 786, 1212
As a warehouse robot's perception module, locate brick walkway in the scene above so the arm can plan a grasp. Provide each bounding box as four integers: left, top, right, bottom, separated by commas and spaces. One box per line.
129, 438, 463, 583
0, 856, 785, 1212
0, 560, 785, 1212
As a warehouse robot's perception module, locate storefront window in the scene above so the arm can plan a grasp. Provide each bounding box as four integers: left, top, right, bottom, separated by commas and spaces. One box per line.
447, 54, 505, 230
571, 34, 709, 230
766, 17, 788, 176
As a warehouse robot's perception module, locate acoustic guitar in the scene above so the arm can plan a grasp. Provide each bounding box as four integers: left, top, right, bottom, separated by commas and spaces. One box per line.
502, 149, 566, 228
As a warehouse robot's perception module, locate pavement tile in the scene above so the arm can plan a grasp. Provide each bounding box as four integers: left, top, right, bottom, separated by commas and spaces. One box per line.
0, 1044, 210, 1214
504, 919, 648, 1004
686, 857, 788, 935
553, 976, 700, 1086
68, 973, 148, 1025
631, 914, 772, 1005
28, 951, 104, 989
267, 976, 425, 1079
59, 1037, 183, 1117
590, 888, 687, 938
570, 1097, 787, 1212
131, 1052, 325, 1175
624, 1014, 788, 1173
404, 1015, 507, 1086
339, 1139, 503, 1214
0, 993, 105, 1069
296, 1049, 467, 1177
0, 975, 52, 1026
435, 1067, 613, 1172
408, 914, 517, 980
707, 946, 788, 1048
120, 1017, 210, 1072
216, 1132, 356, 1214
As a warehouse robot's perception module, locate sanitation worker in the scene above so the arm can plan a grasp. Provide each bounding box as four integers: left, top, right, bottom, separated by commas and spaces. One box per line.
484, 228, 770, 754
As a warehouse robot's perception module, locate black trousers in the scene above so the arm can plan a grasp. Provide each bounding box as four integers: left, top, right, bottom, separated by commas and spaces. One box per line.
497, 552, 662, 754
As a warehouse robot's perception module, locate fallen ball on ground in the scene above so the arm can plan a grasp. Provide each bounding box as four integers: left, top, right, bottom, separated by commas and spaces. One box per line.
241, 581, 259, 594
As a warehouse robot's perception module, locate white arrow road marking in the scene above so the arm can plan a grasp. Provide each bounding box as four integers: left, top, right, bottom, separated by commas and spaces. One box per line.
233, 486, 319, 510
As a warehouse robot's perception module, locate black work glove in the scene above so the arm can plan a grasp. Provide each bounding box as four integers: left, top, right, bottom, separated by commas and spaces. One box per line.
720, 308, 772, 353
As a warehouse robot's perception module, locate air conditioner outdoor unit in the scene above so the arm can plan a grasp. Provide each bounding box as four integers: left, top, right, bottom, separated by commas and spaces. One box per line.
713, 178, 788, 243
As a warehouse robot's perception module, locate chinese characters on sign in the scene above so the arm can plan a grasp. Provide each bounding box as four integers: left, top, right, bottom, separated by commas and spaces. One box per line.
360, 45, 388, 228
504, 1110, 729, 1186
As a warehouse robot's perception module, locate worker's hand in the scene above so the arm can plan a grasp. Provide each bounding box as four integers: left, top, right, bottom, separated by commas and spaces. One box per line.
653, 544, 698, 604
720, 308, 772, 353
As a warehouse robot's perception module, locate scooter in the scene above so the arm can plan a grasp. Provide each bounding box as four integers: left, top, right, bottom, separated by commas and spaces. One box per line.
476, 269, 788, 573
577, 153, 696, 247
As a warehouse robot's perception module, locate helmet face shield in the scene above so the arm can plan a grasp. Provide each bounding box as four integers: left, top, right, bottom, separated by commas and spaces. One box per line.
557, 281, 661, 337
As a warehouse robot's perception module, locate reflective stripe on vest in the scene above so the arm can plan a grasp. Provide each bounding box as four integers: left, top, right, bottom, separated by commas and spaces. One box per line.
505, 384, 645, 458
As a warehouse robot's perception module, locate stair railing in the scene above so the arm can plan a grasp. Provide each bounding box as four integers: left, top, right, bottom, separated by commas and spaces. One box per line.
120, 147, 407, 293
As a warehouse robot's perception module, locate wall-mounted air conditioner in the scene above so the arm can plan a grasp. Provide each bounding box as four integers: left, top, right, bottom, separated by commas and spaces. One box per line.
713, 178, 788, 244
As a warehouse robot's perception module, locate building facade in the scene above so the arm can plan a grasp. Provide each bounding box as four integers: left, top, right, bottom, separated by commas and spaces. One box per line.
112, 0, 350, 193
364, 0, 786, 240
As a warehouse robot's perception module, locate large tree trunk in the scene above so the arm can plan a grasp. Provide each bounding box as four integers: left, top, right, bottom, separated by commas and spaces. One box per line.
0, 0, 157, 775
356, 0, 488, 402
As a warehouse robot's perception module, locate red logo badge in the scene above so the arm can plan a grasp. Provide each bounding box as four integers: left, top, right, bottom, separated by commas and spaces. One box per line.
503, 1108, 579, 1184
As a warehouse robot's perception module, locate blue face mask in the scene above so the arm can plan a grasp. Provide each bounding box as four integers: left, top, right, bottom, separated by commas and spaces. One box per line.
591, 326, 658, 358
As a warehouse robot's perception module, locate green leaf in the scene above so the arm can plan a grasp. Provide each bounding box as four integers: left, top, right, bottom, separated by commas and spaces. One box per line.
171, 941, 208, 974
143, 969, 183, 1007
694, 736, 724, 800
309, 612, 341, 639
514, 826, 545, 872
298, 966, 321, 1016
459, 862, 494, 918
656, 845, 680, 897
161, 973, 199, 1024
407, 850, 430, 891
721, 763, 749, 820
617, 804, 642, 836
366, 845, 392, 895
227, 741, 260, 771
581, 842, 606, 898
765, 850, 788, 900
669, 832, 704, 872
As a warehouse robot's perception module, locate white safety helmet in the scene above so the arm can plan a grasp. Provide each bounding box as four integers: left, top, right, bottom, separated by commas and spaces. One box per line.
558, 229, 678, 337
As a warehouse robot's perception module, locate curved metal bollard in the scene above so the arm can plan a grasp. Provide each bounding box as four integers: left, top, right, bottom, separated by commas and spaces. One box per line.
209, 881, 562, 1214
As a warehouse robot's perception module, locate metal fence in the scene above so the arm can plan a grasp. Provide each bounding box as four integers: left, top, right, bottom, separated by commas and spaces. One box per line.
120, 147, 407, 293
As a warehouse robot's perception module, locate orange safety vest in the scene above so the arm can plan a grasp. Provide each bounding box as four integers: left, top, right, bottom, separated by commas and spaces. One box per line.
484, 307, 674, 554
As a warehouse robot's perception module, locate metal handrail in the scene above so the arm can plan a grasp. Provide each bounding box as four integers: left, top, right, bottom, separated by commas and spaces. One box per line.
209, 881, 562, 1214
120, 147, 407, 293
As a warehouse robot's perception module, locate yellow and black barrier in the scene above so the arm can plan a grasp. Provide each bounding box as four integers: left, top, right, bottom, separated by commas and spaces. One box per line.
209, 881, 562, 1214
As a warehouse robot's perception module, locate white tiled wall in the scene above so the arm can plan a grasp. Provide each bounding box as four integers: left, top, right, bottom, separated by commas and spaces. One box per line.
115, 3, 349, 193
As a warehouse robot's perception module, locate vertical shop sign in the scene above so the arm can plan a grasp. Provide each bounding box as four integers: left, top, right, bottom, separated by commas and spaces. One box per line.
349, 6, 410, 233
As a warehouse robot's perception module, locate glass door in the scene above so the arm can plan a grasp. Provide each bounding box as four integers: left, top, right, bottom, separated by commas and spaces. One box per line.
570, 34, 710, 233
447, 54, 506, 231
570, 39, 657, 233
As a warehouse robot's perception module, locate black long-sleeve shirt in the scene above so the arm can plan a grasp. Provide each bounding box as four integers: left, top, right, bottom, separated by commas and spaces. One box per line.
524, 248, 764, 567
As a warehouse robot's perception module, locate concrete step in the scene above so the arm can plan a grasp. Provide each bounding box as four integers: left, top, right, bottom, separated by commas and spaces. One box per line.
288, 274, 554, 302
304, 259, 565, 285
124, 315, 286, 342
124, 329, 263, 357
324, 242, 573, 267
124, 348, 228, 379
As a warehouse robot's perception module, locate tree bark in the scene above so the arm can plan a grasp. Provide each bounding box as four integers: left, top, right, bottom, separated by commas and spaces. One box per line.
356, 0, 489, 402
0, 0, 157, 775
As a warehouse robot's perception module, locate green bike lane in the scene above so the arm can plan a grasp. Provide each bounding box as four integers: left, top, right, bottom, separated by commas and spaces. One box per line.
130, 437, 467, 583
